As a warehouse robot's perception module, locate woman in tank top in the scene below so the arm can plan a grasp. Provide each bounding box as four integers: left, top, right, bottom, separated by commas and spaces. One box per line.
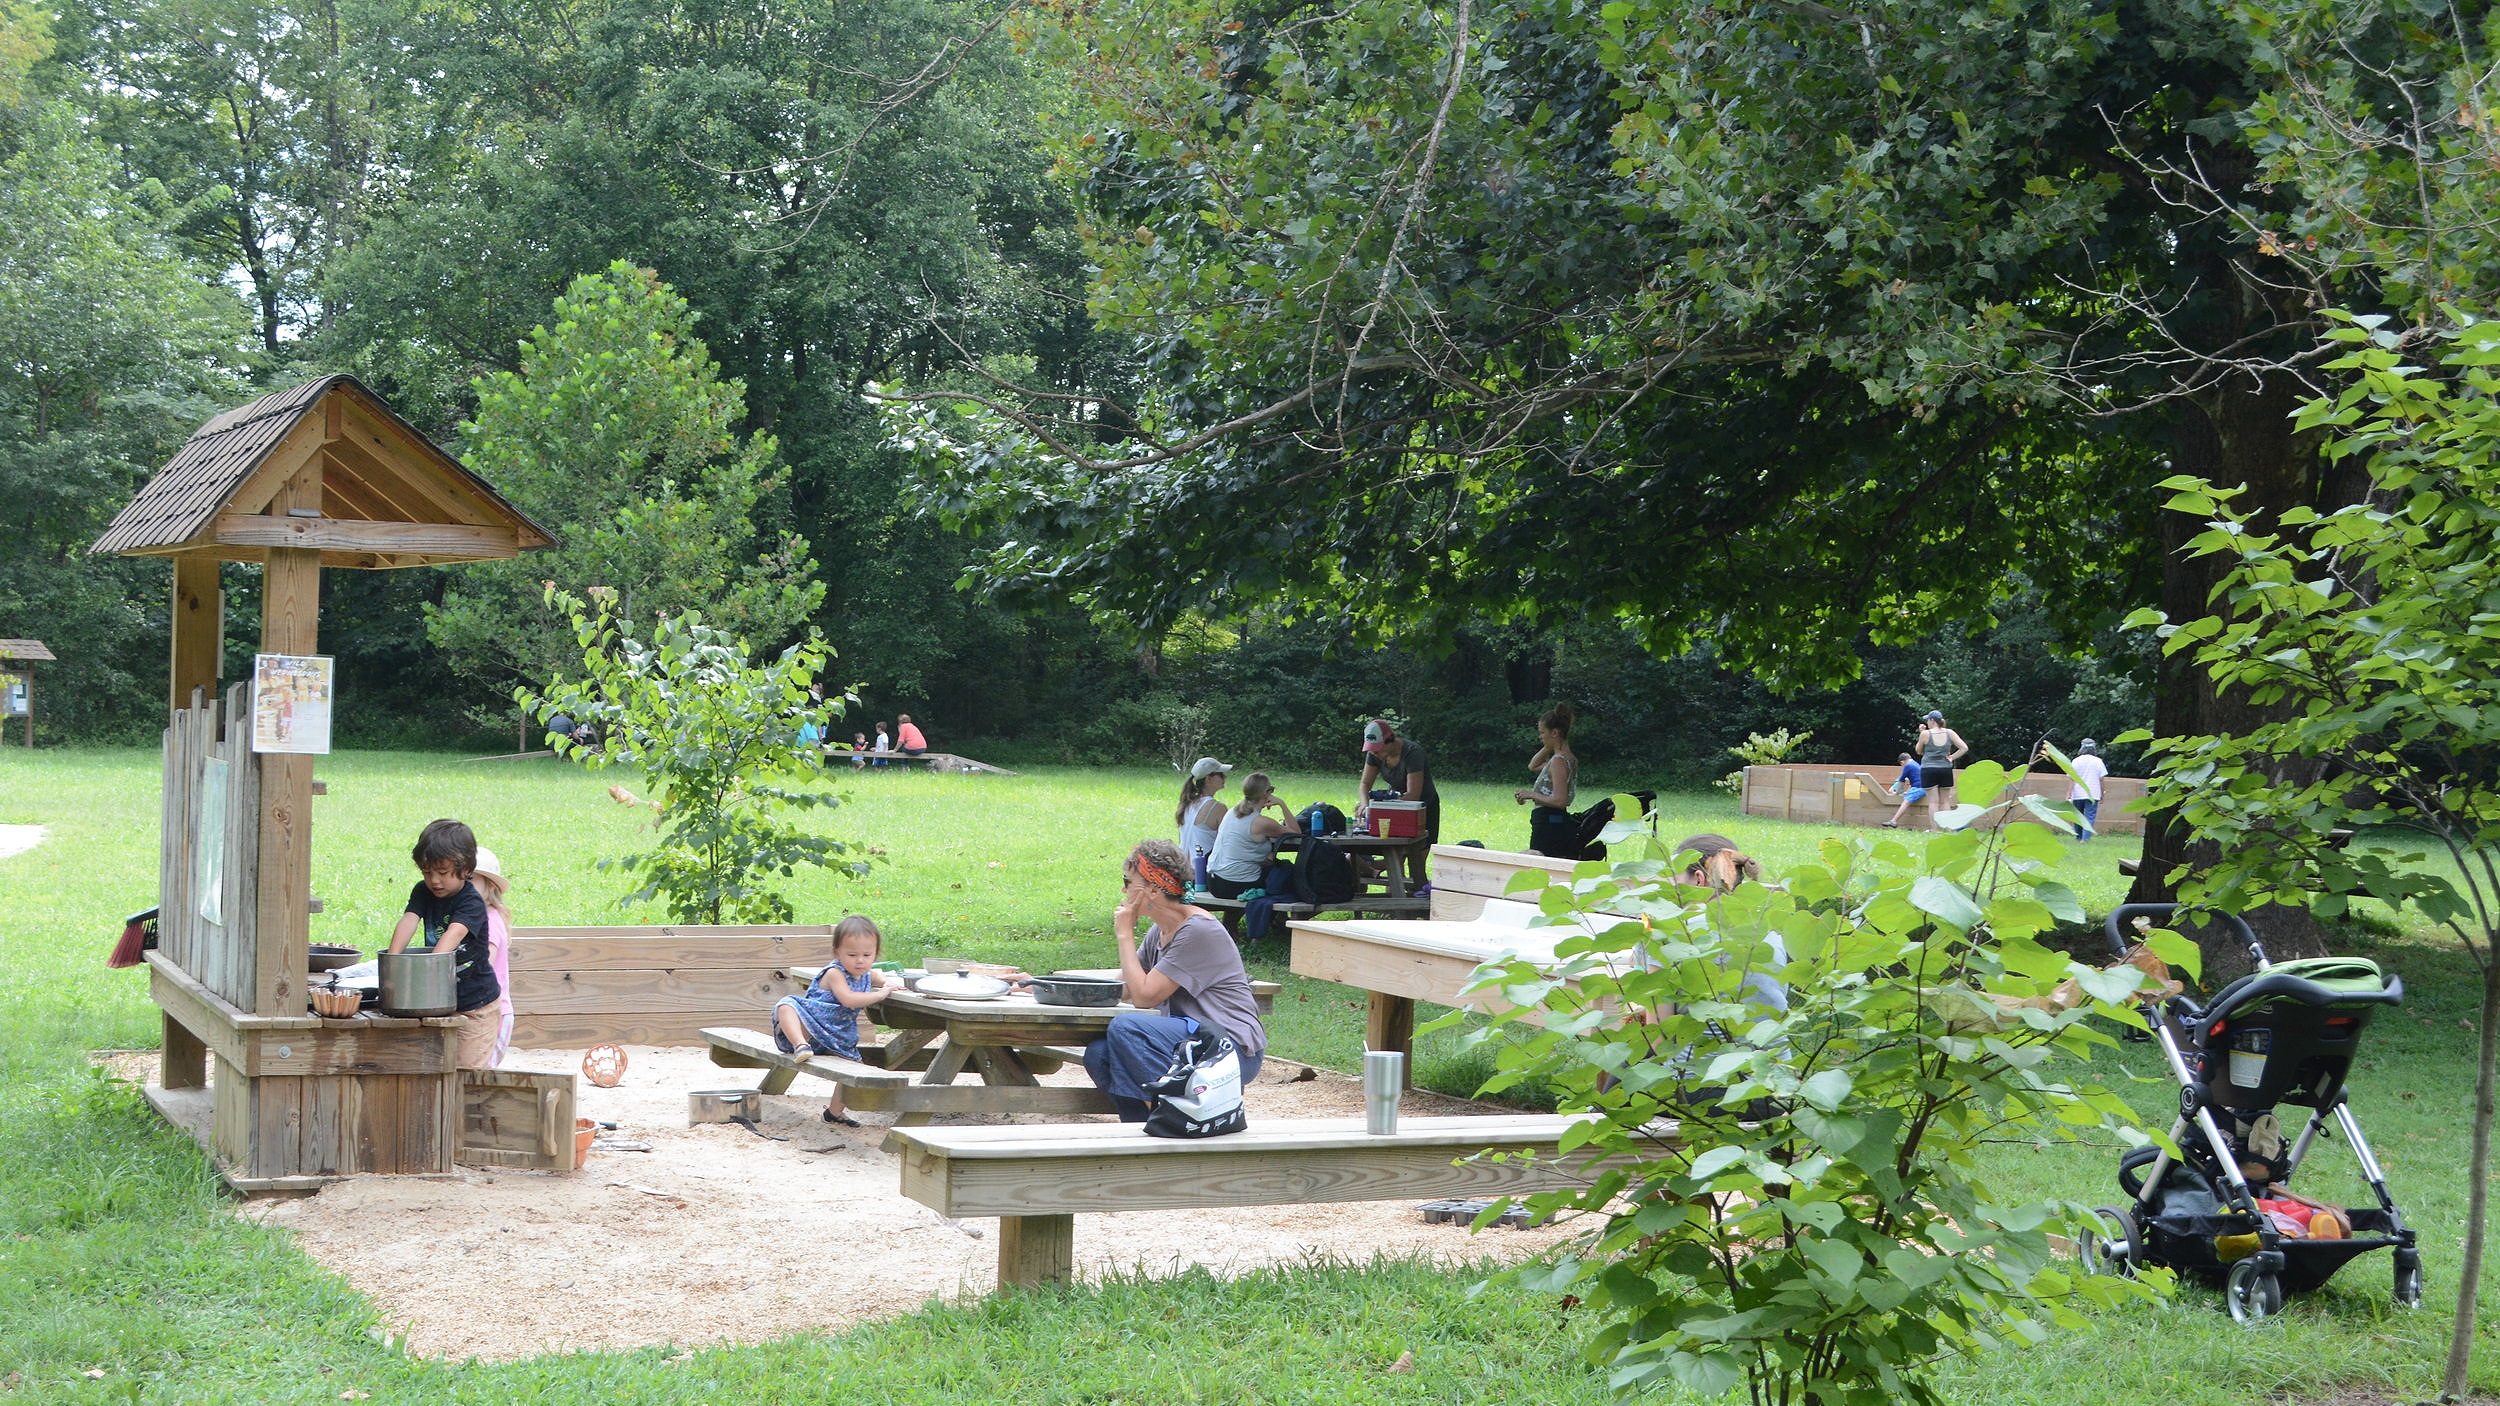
1173, 758, 1232, 889
1913, 710, 1969, 826
1516, 702, 1581, 857
1205, 772, 1300, 899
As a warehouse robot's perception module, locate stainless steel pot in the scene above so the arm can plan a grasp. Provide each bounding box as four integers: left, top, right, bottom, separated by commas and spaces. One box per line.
378, 948, 457, 1017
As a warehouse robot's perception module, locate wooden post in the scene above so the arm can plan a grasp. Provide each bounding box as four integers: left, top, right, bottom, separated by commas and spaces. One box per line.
162, 1013, 207, 1090
18, 664, 28, 747
1367, 992, 1416, 1090
996, 1213, 1075, 1289
251, 465, 321, 1018
171, 555, 222, 713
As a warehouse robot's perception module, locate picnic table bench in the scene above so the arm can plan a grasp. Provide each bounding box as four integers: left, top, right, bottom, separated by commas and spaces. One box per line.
700, 1027, 1114, 1117
887, 1113, 1642, 1288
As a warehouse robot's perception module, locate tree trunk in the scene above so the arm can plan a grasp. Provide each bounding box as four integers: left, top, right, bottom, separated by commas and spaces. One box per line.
2126, 375, 2336, 979
2446, 956, 2500, 1397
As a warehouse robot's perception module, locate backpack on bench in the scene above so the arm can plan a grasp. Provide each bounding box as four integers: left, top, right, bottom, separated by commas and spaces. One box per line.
1290, 808, 1359, 907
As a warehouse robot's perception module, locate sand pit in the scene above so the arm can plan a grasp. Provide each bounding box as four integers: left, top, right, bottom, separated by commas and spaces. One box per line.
105, 1046, 1576, 1361
0, 824, 45, 861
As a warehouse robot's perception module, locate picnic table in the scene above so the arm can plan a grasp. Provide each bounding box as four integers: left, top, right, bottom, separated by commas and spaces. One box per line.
1281, 832, 1429, 900
862, 985, 1134, 1124
1288, 915, 1607, 1088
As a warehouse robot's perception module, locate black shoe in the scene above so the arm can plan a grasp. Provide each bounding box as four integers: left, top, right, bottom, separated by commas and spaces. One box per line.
822, 1109, 860, 1127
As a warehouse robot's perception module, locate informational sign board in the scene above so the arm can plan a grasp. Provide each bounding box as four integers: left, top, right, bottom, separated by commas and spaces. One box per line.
0, 672, 25, 716
251, 653, 334, 754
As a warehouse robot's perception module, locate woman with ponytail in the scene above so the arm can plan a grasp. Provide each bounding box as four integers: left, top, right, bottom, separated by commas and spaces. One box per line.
1082, 839, 1269, 1121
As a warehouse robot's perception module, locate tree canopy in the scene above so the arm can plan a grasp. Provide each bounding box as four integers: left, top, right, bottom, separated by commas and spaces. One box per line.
426, 261, 823, 708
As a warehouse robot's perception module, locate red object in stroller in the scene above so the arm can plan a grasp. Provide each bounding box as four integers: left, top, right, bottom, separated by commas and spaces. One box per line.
2078, 904, 2421, 1321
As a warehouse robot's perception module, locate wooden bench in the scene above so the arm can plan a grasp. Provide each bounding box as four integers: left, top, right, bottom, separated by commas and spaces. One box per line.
700, 1027, 1114, 1117
887, 1114, 1641, 1287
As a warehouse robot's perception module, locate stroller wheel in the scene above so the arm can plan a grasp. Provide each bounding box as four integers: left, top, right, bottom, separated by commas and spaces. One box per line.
2394, 1259, 2424, 1308
2226, 1259, 2285, 1324
2081, 1206, 2144, 1279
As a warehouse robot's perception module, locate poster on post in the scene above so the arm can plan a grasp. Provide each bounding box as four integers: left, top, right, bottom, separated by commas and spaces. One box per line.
251, 653, 333, 754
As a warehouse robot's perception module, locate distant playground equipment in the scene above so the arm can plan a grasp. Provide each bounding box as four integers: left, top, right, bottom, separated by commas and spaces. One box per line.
1738, 762, 2145, 834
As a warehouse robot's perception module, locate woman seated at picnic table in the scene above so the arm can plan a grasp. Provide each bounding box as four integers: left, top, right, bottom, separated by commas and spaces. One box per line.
1084, 839, 1269, 1122
1203, 772, 1300, 901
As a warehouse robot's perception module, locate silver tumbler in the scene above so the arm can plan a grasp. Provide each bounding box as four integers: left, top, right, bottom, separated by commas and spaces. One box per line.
1363, 1050, 1405, 1135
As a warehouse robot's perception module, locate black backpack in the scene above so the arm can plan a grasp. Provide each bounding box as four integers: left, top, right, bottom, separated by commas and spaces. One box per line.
1292, 834, 1358, 906
1298, 802, 1349, 838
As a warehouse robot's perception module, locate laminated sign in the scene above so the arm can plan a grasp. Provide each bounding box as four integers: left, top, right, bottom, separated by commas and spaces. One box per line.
251, 653, 334, 754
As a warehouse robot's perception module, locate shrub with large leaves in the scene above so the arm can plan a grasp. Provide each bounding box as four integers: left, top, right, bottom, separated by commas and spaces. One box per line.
1446, 765, 2171, 1405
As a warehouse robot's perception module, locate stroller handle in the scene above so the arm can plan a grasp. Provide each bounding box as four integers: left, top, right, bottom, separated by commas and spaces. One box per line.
2104, 902, 2261, 962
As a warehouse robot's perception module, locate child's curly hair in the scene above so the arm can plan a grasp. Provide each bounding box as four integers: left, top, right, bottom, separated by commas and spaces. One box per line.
412, 818, 477, 874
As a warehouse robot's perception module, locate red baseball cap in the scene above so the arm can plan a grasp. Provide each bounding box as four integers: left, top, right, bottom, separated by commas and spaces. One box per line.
1362, 719, 1395, 755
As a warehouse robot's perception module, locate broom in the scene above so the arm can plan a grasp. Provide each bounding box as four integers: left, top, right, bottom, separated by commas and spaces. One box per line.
107, 908, 157, 969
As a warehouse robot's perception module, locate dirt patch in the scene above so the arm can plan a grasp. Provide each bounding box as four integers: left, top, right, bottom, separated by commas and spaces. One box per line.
105, 1047, 1576, 1362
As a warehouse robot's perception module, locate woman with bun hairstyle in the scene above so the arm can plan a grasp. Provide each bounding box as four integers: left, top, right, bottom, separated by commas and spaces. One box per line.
1515, 703, 1581, 857
1204, 772, 1301, 900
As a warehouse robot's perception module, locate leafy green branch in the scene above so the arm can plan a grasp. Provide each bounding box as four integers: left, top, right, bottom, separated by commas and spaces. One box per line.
518, 586, 866, 925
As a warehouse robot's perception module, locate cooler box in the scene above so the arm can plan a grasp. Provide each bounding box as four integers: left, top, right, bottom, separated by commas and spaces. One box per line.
1369, 800, 1425, 838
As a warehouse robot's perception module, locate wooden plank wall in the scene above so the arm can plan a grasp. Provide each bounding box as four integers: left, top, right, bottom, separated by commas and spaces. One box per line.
504, 925, 834, 1048
158, 694, 207, 975
211, 1057, 458, 1180
155, 686, 262, 1005
193, 683, 262, 1010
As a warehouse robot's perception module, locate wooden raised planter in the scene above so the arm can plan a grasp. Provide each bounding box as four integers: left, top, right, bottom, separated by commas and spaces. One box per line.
1740, 762, 2146, 834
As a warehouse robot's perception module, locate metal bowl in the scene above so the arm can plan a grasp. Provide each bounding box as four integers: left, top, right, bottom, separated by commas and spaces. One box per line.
308, 944, 362, 973
1027, 975, 1123, 1008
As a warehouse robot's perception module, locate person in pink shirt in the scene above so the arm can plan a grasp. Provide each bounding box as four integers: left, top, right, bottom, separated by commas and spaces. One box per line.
469, 846, 516, 1068
895, 714, 929, 756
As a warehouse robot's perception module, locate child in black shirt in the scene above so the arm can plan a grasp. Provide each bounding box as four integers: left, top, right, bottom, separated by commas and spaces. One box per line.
385, 818, 502, 1068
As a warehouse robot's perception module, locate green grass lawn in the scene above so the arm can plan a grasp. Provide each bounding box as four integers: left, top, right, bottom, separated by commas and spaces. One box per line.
0, 748, 2489, 1403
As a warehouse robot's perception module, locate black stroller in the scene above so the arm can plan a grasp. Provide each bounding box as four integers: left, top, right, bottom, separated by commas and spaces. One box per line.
2079, 904, 2421, 1321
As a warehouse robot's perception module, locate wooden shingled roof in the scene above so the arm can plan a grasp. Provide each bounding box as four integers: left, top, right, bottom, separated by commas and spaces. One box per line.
90, 374, 556, 569
0, 640, 54, 662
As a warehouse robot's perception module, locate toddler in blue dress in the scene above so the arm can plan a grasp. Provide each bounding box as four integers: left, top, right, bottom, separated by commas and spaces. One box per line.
771, 915, 901, 1126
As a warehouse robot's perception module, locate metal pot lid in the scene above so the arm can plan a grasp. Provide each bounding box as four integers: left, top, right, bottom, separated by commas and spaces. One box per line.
918, 972, 1011, 1000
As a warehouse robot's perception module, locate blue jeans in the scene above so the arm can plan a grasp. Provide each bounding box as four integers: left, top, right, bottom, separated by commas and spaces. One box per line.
2074, 798, 2099, 840
1084, 1012, 1265, 1121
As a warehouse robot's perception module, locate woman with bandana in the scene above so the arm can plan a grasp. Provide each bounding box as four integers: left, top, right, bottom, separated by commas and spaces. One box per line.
1081, 839, 1270, 1121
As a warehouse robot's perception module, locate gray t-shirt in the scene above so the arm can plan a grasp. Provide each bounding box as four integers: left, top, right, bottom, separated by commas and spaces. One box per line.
1138, 914, 1267, 1056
